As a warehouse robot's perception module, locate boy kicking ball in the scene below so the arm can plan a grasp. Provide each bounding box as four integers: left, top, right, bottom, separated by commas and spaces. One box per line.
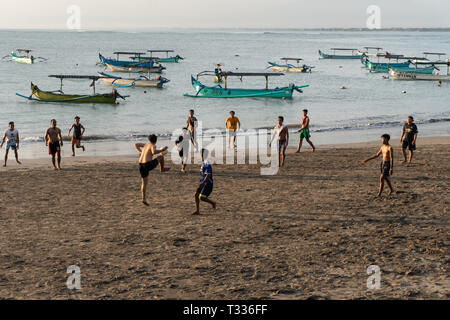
193, 148, 216, 215
363, 134, 394, 197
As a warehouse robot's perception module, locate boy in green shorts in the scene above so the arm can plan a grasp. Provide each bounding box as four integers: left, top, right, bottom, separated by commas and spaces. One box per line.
296, 109, 315, 153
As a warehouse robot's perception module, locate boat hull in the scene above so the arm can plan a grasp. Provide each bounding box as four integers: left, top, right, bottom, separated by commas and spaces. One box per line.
268, 63, 311, 73
185, 77, 308, 98
98, 72, 168, 88
318, 50, 360, 59
105, 63, 164, 74
367, 60, 411, 73
99, 54, 154, 67
156, 56, 181, 63
389, 69, 450, 81
10, 53, 34, 64
23, 83, 118, 103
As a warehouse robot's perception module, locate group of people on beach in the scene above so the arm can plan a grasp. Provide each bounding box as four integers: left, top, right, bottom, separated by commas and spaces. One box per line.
2, 110, 419, 212
1, 116, 86, 169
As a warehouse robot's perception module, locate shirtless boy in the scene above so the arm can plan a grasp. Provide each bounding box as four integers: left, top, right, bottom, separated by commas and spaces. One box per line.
44, 119, 63, 170
186, 109, 198, 149
363, 134, 394, 197
269, 116, 289, 167
296, 109, 315, 152
134, 134, 170, 205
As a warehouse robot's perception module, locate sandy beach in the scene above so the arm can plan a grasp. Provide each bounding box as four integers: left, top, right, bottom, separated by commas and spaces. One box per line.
0, 137, 448, 299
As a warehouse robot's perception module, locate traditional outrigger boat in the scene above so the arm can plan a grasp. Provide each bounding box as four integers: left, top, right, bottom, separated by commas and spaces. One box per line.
99, 52, 156, 68
318, 48, 360, 59
3, 49, 47, 64
98, 72, 169, 88
184, 72, 308, 98
16, 75, 127, 104
147, 50, 184, 63
389, 61, 450, 81
362, 54, 432, 73
267, 58, 314, 73
104, 63, 165, 74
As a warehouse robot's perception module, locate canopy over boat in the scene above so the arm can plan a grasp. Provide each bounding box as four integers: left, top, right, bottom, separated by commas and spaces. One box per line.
280, 58, 303, 62
15, 49, 33, 53
319, 48, 359, 59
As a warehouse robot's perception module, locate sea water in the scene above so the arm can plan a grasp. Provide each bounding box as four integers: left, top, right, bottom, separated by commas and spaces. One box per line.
0, 29, 448, 159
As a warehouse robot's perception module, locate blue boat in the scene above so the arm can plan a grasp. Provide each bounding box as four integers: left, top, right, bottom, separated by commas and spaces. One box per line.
390, 66, 436, 75
318, 48, 360, 59
99, 52, 155, 68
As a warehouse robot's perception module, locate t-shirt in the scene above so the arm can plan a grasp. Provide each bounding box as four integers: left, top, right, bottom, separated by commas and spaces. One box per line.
5, 129, 18, 145
226, 116, 240, 130
200, 160, 213, 185
72, 124, 82, 139
403, 123, 418, 142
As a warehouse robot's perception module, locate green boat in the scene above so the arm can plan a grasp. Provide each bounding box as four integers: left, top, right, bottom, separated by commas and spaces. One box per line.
16, 75, 127, 104
184, 72, 308, 98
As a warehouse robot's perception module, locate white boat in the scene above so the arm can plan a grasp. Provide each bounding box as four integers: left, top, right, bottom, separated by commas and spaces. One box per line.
389, 60, 450, 81
98, 72, 169, 88
104, 63, 165, 74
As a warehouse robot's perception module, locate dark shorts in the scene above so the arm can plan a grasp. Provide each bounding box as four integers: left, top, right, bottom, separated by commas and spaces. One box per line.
299, 128, 310, 139
178, 149, 183, 158
380, 161, 391, 176
402, 139, 416, 151
196, 183, 213, 198
139, 158, 158, 178
48, 141, 61, 155
6, 143, 17, 151
278, 139, 287, 154
71, 137, 81, 146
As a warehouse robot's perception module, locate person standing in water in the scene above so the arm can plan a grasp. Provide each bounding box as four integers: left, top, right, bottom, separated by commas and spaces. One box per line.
134, 134, 170, 206
68, 116, 86, 156
0, 121, 21, 167
296, 109, 315, 153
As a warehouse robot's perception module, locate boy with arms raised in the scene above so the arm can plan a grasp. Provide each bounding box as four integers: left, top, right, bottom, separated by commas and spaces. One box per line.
363, 134, 394, 197
1, 121, 21, 167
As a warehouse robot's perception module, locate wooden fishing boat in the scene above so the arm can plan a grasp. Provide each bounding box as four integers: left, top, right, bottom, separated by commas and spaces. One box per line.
267, 58, 314, 73
99, 52, 156, 68
147, 50, 184, 63
364, 54, 428, 73
389, 61, 450, 81
3, 49, 47, 64
105, 63, 165, 73
16, 75, 128, 103
318, 48, 360, 59
98, 72, 170, 88
184, 72, 308, 98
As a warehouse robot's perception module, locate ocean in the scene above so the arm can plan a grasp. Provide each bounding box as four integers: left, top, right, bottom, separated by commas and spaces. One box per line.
0, 29, 449, 159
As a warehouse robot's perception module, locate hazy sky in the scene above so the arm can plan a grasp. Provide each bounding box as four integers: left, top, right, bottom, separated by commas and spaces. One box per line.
1, 0, 449, 30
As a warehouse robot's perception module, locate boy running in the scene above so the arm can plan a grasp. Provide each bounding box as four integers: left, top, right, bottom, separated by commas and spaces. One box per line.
134, 134, 170, 205
225, 111, 240, 149
269, 116, 289, 167
400, 116, 418, 165
186, 109, 198, 149
363, 134, 394, 197
193, 148, 216, 215
174, 127, 189, 173
1, 121, 21, 166
44, 119, 63, 170
296, 109, 315, 153
68, 116, 85, 156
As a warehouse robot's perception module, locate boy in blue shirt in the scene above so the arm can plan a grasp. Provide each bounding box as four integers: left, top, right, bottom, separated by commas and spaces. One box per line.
193, 148, 216, 215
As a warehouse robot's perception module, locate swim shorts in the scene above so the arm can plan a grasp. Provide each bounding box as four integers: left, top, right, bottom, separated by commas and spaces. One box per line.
48, 141, 61, 155
196, 183, 213, 198
299, 128, 310, 139
6, 143, 17, 151
380, 161, 391, 176
139, 158, 159, 178
402, 139, 416, 151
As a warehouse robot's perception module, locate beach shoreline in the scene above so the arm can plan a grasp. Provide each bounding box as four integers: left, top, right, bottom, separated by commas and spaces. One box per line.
0, 136, 448, 299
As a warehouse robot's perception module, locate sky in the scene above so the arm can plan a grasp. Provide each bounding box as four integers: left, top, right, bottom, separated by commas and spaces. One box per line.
0, 0, 449, 30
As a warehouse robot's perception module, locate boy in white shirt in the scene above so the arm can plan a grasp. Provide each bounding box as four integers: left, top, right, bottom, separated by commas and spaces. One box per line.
0, 122, 21, 167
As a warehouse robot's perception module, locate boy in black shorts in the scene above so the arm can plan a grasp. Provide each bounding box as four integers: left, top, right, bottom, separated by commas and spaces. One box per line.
400, 116, 418, 165
193, 148, 216, 215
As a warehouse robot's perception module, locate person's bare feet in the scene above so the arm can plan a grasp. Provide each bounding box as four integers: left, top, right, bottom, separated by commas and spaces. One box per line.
295, 150, 300, 153
376, 192, 382, 197
16, 161, 21, 165
388, 190, 393, 196
143, 200, 149, 206
82, 146, 85, 152
2, 164, 6, 167
192, 211, 200, 215
211, 202, 216, 211
161, 168, 170, 172
312, 147, 316, 152
72, 153, 75, 157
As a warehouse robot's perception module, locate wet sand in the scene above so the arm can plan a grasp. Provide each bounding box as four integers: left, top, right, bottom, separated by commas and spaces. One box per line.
0, 137, 448, 299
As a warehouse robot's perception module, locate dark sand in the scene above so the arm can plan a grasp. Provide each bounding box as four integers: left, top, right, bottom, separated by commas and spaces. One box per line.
0, 137, 448, 299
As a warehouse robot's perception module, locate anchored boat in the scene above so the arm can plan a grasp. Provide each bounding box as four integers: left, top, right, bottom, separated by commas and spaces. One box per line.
16, 75, 128, 104
98, 72, 170, 88
362, 54, 429, 73
99, 52, 156, 68
318, 48, 360, 59
184, 72, 308, 98
267, 58, 314, 73
3, 49, 47, 64
389, 61, 450, 81
104, 63, 165, 74
147, 50, 184, 63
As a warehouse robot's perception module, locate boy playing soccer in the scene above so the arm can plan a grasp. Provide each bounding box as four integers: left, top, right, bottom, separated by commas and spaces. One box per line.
68, 116, 86, 156
1, 121, 21, 166
193, 148, 216, 215
363, 134, 394, 197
